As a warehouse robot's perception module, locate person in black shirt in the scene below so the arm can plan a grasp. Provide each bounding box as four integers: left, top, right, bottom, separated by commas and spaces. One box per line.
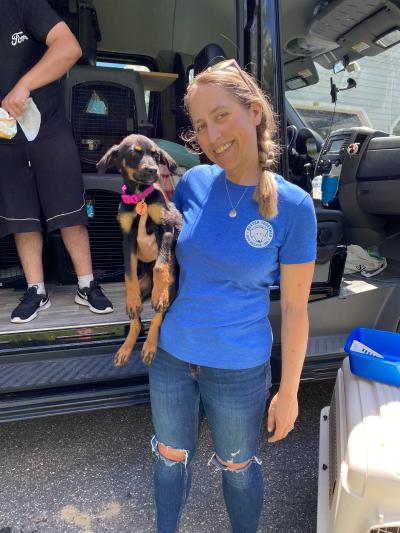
0, 0, 113, 322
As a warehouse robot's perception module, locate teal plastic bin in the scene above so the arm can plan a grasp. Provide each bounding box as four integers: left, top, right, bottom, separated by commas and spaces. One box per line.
344, 327, 400, 387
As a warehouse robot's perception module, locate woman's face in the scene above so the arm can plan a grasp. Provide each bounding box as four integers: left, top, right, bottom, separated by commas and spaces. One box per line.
188, 83, 262, 181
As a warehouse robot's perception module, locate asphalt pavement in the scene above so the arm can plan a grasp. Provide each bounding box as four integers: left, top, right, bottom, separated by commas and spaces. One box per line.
0, 380, 335, 533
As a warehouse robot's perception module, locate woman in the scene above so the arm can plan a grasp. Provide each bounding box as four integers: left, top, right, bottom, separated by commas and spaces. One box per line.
138, 59, 317, 533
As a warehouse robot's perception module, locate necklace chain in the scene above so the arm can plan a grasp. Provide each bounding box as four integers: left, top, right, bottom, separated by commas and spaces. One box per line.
224, 177, 249, 218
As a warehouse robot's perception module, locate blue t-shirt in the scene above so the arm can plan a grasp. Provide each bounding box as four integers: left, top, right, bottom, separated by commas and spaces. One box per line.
159, 164, 317, 369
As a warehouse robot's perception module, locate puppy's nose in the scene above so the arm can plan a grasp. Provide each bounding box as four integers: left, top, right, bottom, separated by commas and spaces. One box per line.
143, 167, 158, 176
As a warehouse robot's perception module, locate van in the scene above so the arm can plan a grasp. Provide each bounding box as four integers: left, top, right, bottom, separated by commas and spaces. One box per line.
1, 0, 399, 423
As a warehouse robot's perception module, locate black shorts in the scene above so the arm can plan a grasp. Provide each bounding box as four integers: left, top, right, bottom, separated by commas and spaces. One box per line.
0, 127, 88, 239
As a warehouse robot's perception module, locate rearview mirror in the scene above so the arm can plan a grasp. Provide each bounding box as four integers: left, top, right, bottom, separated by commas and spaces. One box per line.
333, 54, 350, 75
333, 60, 345, 74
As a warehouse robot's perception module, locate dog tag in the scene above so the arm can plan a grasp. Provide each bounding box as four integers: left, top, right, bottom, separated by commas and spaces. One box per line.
135, 201, 148, 215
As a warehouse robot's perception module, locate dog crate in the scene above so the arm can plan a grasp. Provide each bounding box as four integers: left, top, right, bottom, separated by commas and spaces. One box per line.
63, 65, 151, 172
51, 178, 125, 284
317, 357, 400, 533
0, 235, 25, 289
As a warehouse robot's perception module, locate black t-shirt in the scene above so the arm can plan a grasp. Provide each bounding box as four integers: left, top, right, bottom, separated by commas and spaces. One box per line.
0, 0, 68, 143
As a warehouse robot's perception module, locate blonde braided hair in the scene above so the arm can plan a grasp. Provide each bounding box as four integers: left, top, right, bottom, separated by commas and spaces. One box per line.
183, 62, 280, 219
255, 115, 278, 219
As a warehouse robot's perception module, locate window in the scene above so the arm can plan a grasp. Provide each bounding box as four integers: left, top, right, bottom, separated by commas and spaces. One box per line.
96, 61, 151, 114
293, 105, 366, 139
187, 66, 194, 84
286, 43, 400, 139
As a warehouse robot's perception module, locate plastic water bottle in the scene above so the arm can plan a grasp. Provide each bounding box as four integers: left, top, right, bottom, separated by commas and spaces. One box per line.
312, 175, 322, 200
321, 175, 339, 206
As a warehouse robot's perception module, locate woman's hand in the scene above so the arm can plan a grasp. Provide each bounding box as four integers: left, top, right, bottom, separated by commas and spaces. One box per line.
137, 211, 158, 262
267, 390, 298, 443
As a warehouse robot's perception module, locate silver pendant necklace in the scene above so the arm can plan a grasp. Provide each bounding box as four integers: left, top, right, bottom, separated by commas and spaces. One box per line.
224, 177, 249, 218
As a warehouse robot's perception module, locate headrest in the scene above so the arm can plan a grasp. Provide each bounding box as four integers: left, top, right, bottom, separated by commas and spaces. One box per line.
193, 43, 226, 75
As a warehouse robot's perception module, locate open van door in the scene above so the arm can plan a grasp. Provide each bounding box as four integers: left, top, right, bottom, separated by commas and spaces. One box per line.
242, 0, 346, 296
276, 0, 400, 381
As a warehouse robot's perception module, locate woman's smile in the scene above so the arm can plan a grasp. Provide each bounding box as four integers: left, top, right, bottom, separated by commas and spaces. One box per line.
214, 141, 233, 154
189, 83, 262, 184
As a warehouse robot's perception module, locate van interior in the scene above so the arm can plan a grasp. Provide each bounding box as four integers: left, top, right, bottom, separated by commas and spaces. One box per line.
0, 0, 399, 411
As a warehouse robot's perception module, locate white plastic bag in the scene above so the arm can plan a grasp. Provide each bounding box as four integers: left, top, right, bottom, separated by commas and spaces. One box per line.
17, 97, 41, 141
344, 244, 387, 277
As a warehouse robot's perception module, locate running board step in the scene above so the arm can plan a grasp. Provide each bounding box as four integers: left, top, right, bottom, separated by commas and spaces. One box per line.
303, 334, 347, 381
271, 334, 348, 383
306, 334, 347, 357
0, 344, 148, 393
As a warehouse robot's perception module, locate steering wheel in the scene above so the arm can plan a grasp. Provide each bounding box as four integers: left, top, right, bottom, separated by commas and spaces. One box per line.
286, 125, 298, 154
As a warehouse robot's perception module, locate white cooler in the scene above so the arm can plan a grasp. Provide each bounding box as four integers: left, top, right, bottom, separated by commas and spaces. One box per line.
317, 357, 400, 533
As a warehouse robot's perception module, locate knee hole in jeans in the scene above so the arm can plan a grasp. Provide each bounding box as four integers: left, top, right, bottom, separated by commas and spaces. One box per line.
215, 453, 251, 471
158, 442, 187, 463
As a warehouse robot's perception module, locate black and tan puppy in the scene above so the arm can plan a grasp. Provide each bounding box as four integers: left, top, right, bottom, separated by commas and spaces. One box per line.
97, 134, 182, 366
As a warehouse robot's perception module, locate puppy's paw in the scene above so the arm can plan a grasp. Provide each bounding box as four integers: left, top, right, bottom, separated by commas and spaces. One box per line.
151, 287, 170, 313
141, 340, 157, 365
114, 345, 133, 367
126, 296, 143, 319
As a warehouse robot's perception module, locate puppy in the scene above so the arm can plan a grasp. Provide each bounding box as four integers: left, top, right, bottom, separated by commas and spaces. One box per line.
97, 134, 182, 366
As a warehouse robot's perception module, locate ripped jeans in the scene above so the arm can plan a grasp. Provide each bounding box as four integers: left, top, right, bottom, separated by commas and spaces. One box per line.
149, 348, 272, 533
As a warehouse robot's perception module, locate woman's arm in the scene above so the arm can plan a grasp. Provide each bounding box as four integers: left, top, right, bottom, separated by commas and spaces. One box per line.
267, 261, 315, 443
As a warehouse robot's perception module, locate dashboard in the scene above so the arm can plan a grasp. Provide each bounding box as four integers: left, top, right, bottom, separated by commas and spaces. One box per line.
316, 127, 385, 182
316, 126, 400, 219
318, 131, 353, 170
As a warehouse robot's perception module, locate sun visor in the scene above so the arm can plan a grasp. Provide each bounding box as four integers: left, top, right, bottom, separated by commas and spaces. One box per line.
310, 0, 385, 42
310, 0, 400, 61
284, 57, 319, 90
336, 6, 400, 57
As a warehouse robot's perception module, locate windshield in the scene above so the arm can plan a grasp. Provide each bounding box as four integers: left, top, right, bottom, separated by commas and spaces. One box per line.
286, 43, 400, 139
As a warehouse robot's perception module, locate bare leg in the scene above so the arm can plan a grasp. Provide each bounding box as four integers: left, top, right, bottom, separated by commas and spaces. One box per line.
14, 232, 44, 283
60, 225, 92, 277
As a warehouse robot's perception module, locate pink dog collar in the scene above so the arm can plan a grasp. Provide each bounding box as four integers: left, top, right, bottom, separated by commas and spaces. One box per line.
121, 184, 155, 204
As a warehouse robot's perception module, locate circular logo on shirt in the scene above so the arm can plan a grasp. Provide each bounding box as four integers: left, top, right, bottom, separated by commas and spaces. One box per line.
245, 220, 274, 248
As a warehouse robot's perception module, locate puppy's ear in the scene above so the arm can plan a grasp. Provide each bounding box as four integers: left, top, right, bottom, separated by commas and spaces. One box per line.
97, 144, 120, 173
159, 149, 177, 174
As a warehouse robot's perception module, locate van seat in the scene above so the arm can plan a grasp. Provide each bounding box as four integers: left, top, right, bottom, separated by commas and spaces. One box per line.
194, 43, 227, 75
315, 208, 343, 264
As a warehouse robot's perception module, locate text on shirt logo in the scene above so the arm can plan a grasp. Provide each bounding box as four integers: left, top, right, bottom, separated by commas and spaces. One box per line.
11, 32, 29, 46
245, 220, 274, 248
